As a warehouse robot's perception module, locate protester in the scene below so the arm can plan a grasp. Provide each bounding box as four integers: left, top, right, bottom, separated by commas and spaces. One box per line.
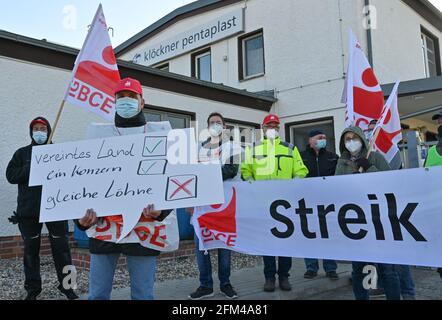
241, 114, 308, 292
431, 110, 442, 126
300, 129, 339, 280
188, 112, 242, 300
335, 126, 401, 300
75, 78, 172, 300
424, 125, 442, 280
6, 117, 78, 300
364, 119, 378, 140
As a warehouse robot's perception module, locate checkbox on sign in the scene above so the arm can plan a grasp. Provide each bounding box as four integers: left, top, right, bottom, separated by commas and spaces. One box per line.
137, 160, 168, 175
166, 175, 197, 201
143, 136, 167, 157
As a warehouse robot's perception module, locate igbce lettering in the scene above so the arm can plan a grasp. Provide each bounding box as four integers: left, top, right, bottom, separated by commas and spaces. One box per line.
269, 194, 426, 242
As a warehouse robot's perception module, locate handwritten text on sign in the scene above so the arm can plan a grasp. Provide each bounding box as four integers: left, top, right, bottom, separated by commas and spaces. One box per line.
29, 129, 224, 240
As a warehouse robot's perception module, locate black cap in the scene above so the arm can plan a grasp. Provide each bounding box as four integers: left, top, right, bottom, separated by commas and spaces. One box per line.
369, 119, 378, 126
309, 129, 325, 138
432, 111, 442, 120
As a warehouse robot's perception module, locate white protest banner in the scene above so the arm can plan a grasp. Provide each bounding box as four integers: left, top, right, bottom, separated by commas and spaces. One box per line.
30, 128, 224, 241
193, 167, 442, 267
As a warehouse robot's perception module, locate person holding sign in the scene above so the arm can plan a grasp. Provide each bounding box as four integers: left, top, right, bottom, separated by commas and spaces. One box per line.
75, 78, 172, 300
6, 117, 78, 300
188, 112, 242, 300
241, 114, 308, 293
335, 126, 401, 300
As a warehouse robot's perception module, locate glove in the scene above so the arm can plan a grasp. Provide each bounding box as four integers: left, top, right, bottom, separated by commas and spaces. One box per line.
8, 211, 19, 224
356, 157, 370, 172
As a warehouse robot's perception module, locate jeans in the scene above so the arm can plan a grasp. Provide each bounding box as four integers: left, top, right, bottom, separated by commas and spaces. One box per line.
263, 256, 292, 280
18, 219, 72, 295
195, 237, 231, 288
396, 265, 416, 298
89, 253, 156, 300
351, 262, 401, 300
304, 258, 337, 273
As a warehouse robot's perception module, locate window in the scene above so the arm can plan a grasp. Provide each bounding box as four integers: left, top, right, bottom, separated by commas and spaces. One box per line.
191, 48, 212, 82
286, 118, 336, 154
225, 120, 261, 148
155, 63, 169, 72
143, 108, 191, 129
421, 28, 441, 78
238, 30, 265, 80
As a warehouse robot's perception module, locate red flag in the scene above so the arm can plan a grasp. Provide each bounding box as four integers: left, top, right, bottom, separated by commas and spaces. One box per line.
372, 81, 402, 164
65, 4, 120, 121
342, 30, 384, 130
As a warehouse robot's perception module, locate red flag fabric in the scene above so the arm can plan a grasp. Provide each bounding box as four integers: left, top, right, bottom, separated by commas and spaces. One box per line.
65, 4, 120, 121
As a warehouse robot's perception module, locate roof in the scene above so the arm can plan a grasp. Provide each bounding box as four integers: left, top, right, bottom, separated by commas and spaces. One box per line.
114, 0, 243, 56
0, 29, 275, 111
381, 76, 442, 97
115, 0, 442, 56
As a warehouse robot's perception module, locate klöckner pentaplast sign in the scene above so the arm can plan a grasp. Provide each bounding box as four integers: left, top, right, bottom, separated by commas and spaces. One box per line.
131, 9, 244, 66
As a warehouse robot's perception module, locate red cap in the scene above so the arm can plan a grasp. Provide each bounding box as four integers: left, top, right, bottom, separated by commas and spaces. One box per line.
115, 77, 143, 96
262, 114, 280, 126
31, 119, 48, 127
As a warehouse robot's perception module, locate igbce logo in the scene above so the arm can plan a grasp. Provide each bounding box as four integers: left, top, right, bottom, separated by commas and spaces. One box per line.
198, 187, 237, 247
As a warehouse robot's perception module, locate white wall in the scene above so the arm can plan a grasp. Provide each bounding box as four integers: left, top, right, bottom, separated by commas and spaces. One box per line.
120, 0, 442, 139
369, 0, 442, 84
0, 56, 267, 237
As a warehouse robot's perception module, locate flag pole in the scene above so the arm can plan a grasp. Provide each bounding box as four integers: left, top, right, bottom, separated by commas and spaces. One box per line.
47, 99, 66, 144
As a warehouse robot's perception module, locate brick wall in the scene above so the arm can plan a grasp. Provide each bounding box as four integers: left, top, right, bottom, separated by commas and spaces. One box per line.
1, 234, 196, 271
0, 233, 76, 260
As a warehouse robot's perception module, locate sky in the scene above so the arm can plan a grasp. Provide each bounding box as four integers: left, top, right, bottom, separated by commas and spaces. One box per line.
0, 0, 441, 49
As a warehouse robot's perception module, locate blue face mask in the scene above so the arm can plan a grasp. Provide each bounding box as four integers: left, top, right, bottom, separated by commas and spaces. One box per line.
116, 97, 140, 119
33, 131, 47, 144
315, 139, 327, 150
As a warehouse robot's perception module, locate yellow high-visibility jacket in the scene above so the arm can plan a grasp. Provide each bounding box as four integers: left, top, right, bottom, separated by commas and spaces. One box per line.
241, 138, 308, 181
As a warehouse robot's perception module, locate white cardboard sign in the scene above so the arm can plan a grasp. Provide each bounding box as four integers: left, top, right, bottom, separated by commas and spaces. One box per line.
30, 129, 224, 240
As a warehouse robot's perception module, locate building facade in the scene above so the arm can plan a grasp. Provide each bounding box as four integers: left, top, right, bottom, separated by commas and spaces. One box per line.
0, 0, 441, 241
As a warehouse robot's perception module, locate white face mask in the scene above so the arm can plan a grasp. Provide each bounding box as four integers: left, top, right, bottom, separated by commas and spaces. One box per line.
266, 129, 279, 140
209, 123, 223, 137
345, 139, 363, 155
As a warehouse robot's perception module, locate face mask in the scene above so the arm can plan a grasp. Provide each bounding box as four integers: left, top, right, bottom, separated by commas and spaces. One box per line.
315, 139, 327, 150
116, 97, 140, 119
345, 139, 363, 155
266, 129, 279, 140
33, 131, 47, 145
209, 123, 223, 137
365, 130, 373, 140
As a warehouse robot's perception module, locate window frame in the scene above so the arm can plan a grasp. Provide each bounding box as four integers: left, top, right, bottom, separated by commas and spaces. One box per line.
284, 117, 336, 154
421, 27, 441, 78
143, 105, 194, 129
191, 47, 212, 82
238, 29, 266, 81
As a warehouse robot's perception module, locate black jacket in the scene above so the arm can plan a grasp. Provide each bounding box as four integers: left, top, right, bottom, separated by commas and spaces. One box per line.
75, 110, 171, 256
300, 145, 339, 178
6, 117, 52, 221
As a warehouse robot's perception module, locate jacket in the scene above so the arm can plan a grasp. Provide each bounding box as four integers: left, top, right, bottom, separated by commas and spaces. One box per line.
300, 145, 339, 178
241, 137, 308, 181
335, 126, 391, 175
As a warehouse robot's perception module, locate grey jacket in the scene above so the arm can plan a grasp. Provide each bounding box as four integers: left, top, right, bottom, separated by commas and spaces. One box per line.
335, 126, 391, 175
